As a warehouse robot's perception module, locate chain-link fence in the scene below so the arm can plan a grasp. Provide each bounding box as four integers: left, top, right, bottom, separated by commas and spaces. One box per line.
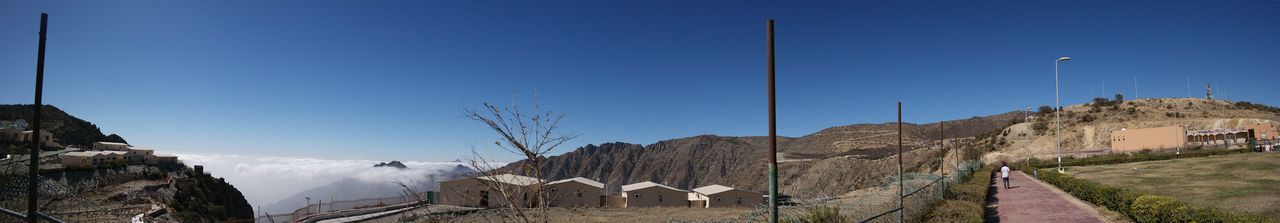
0, 174, 127, 222
256, 192, 429, 223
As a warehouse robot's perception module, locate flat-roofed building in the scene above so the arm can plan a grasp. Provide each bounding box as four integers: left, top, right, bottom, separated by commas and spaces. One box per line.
1111, 126, 1186, 152
59, 151, 126, 168
124, 147, 154, 164
688, 185, 763, 208
152, 154, 178, 165
621, 181, 687, 208
439, 174, 542, 208
547, 177, 605, 207
93, 142, 131, 151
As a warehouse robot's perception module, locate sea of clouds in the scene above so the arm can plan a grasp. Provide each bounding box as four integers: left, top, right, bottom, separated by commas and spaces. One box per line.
171, 152, 477, 208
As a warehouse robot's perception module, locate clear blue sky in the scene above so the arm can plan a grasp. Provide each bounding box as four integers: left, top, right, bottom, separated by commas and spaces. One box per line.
2, 1, 1277, 161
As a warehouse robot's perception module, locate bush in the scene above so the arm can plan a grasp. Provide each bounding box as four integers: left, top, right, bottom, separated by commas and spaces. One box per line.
924, 164, 992, 223
782, 205, 849, 223
1030, 148, 1249, 168
1037, 106, 1055, 116
1030, 170, 1272, 223
1031, 121, 1049, 135
1079, 114, 1095, 123
925, 200, 983, 223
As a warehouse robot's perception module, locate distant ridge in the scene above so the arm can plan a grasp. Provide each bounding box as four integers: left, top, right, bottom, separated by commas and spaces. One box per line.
0, 104, 127, 148
499, 111, 1021, 198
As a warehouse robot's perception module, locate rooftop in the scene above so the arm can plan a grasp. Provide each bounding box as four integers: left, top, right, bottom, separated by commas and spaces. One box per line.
691, 184, 737, 195
63, 151, 127, 157
96, 142, 129, 146
477, 174, 542, 186
549, 177, 605, 188
621, 181, 684, 192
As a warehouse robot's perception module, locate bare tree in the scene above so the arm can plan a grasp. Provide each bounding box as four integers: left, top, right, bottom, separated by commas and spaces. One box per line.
461, 95, 578, 222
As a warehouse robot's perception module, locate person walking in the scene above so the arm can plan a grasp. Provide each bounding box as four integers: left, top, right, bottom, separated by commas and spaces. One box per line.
1000, 162, 1012, 189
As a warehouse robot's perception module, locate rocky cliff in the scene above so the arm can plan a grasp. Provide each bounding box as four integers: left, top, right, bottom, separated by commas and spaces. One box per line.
499, 112, 1019, 198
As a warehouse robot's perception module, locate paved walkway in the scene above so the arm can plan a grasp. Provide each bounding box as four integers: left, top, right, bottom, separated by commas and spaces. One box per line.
991, 171, 1107, 223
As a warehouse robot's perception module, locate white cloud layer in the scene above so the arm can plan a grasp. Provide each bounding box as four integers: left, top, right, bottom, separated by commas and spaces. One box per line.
171, 152, 478, 208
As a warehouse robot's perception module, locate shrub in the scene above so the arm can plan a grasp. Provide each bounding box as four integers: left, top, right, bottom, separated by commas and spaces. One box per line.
925, 164, 992, 223
925, 200, 983, 223
1079, 114, 1095, 123
1037, 106, 1055, 117
1030, 148, 1248, 168
1031, 121, 1049, 135
782, 205, 849, 223
1030, 170, 1273, 223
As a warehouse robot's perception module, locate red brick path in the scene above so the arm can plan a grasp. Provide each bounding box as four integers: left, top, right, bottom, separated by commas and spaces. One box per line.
991, 171, 1106, 223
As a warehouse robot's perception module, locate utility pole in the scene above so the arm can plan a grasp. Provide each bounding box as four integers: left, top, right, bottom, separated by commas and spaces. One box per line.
897, 101, 904, 223
27, 13, 49, 223
1186, 76, 1191, 98
765, 18, 779, 223
940, 121, 945, 189
1134, 76, 1138, 99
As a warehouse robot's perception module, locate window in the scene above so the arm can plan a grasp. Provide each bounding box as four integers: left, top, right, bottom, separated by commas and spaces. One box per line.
633, 193, 640, 198
550, 187, 557, 193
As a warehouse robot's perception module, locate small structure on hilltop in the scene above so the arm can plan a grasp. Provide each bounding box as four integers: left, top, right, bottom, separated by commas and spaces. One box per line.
546, 177, 605, 207
621, 181, 687, 208
438, 173, 541, 208
688, 184, 764, 208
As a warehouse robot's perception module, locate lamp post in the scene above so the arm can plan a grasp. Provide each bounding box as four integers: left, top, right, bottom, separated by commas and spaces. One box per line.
1055, 56, 1070, 173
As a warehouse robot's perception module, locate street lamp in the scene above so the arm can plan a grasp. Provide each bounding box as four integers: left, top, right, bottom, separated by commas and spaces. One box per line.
1055, 56, 1070, 173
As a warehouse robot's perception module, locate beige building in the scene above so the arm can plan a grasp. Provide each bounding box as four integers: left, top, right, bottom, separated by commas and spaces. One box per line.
547, 177, 605, 207
621, 181, 688, 208
439, 174, 542, 208
1245, 122, 1279, 141
1111, 126, 1187, 152
124, 147, 154, 164
59, 151, 127, 168
0, 128, 21, 141
153, 154, 179, 165
688, 185, 763, 208
93, 142, 131, 151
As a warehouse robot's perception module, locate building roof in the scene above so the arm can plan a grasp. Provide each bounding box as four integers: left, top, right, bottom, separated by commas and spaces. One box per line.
154, 154, 177, 158
63, 151, 127, 157
128, 147, 154, 151
477, 174, 543, 186
548, 177, 605, 188
691, 184, 739, 195
95, 142, 129, 146
621, 181, 684, 192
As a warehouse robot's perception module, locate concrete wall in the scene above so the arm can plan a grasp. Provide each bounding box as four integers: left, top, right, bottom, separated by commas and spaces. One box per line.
622, 187, 687, 208
60, 155, 91, 168
93, 142, 130, 151
548, 181, 604, 207
1111, 126, 1186, 152
439, 178, 531, 208
704, 190, 764, 208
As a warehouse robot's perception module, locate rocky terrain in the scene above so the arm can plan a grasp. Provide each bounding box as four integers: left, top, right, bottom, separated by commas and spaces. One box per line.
980, 98, 1280, 164
0, 104, 128, 149
498, 112, 1019, 199
0, 104, 253, 222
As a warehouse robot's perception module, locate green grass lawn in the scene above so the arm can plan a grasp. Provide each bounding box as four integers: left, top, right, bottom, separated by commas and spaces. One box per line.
1067, 152, 1280, 219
